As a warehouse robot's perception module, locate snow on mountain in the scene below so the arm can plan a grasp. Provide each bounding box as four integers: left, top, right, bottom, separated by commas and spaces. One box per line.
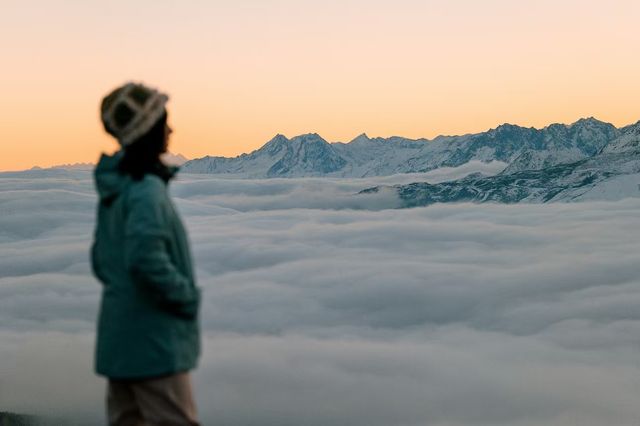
359, 123, 640, 206
266, 133, 347, 177
182, 132, 431, 177
501, 149, 585, 174
408, 117, 618, 175
182, 134, 290, 177
182, 118, 621, 178
501, 117, 619, 173
600, 121, 640, 155
330, 133, 427, 177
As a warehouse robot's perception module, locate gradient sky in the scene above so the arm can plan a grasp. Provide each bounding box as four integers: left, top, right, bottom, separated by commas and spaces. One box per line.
2, 0, 640, 171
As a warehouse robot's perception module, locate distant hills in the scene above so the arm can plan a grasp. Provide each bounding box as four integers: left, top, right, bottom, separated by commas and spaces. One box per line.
38, 152, 188, 171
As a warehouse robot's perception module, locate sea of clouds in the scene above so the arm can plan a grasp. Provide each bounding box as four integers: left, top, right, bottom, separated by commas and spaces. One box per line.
1, 163, 639, 425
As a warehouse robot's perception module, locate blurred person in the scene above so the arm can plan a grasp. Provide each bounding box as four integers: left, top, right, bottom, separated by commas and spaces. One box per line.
91, 82, 201, 426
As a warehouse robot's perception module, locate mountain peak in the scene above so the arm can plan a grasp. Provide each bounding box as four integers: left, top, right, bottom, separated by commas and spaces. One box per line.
267, 134, 289, 143
290, 133, 327, 143
350, 133, 371, 143
488, 123, 529, 137
257, 134, 291, 157
182, 117, 634, 178
620, 120, 640, 134
571, 117, 607, 127
493, 123, 528, 132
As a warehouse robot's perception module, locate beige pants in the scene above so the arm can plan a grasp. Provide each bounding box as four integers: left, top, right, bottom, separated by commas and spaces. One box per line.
107, 372, 200, 426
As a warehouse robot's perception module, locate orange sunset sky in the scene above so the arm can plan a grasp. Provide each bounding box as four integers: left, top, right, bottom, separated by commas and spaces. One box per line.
1, 0, 640, 171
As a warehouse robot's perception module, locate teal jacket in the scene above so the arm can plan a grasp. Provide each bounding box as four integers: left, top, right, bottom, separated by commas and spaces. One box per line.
91, 151, 200, 379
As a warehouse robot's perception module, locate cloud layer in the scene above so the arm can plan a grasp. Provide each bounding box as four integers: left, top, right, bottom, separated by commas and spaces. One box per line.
1, 168, 639, 425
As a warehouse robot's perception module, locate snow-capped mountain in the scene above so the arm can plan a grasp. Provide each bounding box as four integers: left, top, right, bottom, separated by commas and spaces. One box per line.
359, 122, 640, 206
182, 118, 620, 178
266, 133, 347, 177
500, 149, 585, 174
182, 134, 346, 177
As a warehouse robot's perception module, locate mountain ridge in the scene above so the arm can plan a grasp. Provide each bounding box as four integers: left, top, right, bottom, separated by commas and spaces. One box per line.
358, 121, 640, 206
182, 117, 624, 178
28, 152, 189, 171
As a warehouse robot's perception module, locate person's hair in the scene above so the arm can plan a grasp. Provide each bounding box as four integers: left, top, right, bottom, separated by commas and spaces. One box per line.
118, 111, 174, 182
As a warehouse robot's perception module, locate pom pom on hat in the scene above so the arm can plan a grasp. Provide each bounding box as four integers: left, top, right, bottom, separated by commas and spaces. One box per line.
101, 82, 169, 147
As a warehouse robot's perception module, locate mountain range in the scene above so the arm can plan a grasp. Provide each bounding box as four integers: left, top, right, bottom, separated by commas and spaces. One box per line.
182, 117, 623, 178
35, 118, 640, 206
359, 120, 640, 206
181, 117, 640, 205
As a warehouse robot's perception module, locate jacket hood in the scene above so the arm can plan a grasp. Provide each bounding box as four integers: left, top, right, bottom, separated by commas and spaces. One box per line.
94, 151, 180, 205
94, 151, 129, 205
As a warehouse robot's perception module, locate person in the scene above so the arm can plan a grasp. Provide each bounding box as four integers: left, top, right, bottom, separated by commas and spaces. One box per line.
91, 82, 201, 426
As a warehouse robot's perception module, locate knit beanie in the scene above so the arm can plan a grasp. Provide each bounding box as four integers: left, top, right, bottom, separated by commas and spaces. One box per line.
100, 82, 169, 147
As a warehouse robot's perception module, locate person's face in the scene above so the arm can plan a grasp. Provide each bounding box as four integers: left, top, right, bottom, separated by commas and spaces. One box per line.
162, 122, 173, 153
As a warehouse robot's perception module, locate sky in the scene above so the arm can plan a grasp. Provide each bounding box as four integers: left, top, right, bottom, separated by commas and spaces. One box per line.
2, 0, 640, 170
1, 167, 640, 424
